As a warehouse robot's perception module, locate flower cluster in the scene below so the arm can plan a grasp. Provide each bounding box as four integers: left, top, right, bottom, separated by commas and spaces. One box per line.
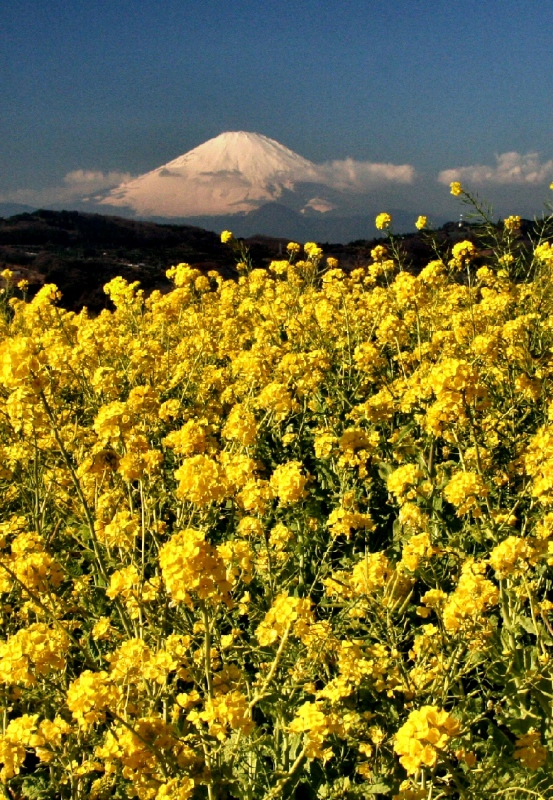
394, 706, 460, 773
159, 529, 232, 607
375, 212, 392, 230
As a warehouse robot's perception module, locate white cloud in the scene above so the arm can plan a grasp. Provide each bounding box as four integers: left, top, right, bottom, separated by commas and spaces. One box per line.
438, 152, 553, 186
63, 169, 134, 190
0, 170, 135, 206
302, 197, 338, 213
314, 158, 416, 191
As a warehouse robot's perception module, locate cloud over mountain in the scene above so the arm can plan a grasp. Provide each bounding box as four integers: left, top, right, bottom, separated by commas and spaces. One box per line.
99, 132, 416, 218
0, 170, 134, 207
315, 158, 415, 191
438, 152, 553, 186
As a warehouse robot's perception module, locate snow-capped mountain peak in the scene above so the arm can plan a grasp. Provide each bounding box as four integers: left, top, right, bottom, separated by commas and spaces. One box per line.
98, 131, 416, 220
100, 131, 321, 217
165, 131, 318, 180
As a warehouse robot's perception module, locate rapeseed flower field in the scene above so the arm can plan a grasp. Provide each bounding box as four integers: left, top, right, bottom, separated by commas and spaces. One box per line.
0, 184, 552, 798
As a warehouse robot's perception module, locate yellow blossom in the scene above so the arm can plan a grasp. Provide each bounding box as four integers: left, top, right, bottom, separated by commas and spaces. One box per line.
375, 213, 392, 230
270, 461, 307, 505
444, 471, 488, 516
394, 706, 460, 774
66, 671, 121, 728
159, 529, 232, 607
513, 730, 548, 770
503, 215, 521, 232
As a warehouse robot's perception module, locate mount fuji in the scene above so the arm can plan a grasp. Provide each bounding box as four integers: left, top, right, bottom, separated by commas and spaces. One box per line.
100, 132, 326, 217
93, 132, 422, 240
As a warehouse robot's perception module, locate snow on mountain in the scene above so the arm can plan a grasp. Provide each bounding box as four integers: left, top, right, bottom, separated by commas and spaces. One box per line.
100, 132, 323, 217
99, 131, 415, 218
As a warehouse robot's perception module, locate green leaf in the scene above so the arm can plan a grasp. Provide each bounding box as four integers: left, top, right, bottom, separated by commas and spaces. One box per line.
364, 783, 392, 795
515, 614, 537, 635
377, 461, 393, 481
21, 775, 57, 800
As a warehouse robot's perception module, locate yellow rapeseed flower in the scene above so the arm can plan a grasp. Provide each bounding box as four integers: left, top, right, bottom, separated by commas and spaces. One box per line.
513, 730, 548, 770
375, 213, 392, 230
503, 215, 521, 232
394, 706, 460, 774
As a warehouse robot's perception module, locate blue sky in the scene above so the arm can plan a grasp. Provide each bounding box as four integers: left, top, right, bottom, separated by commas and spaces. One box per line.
2, 0, 553, 219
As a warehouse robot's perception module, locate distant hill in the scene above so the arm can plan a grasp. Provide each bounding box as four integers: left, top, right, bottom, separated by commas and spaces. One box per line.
0, 208, 229, 251
0, 209, 244, 312
162, 203, 443, 242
